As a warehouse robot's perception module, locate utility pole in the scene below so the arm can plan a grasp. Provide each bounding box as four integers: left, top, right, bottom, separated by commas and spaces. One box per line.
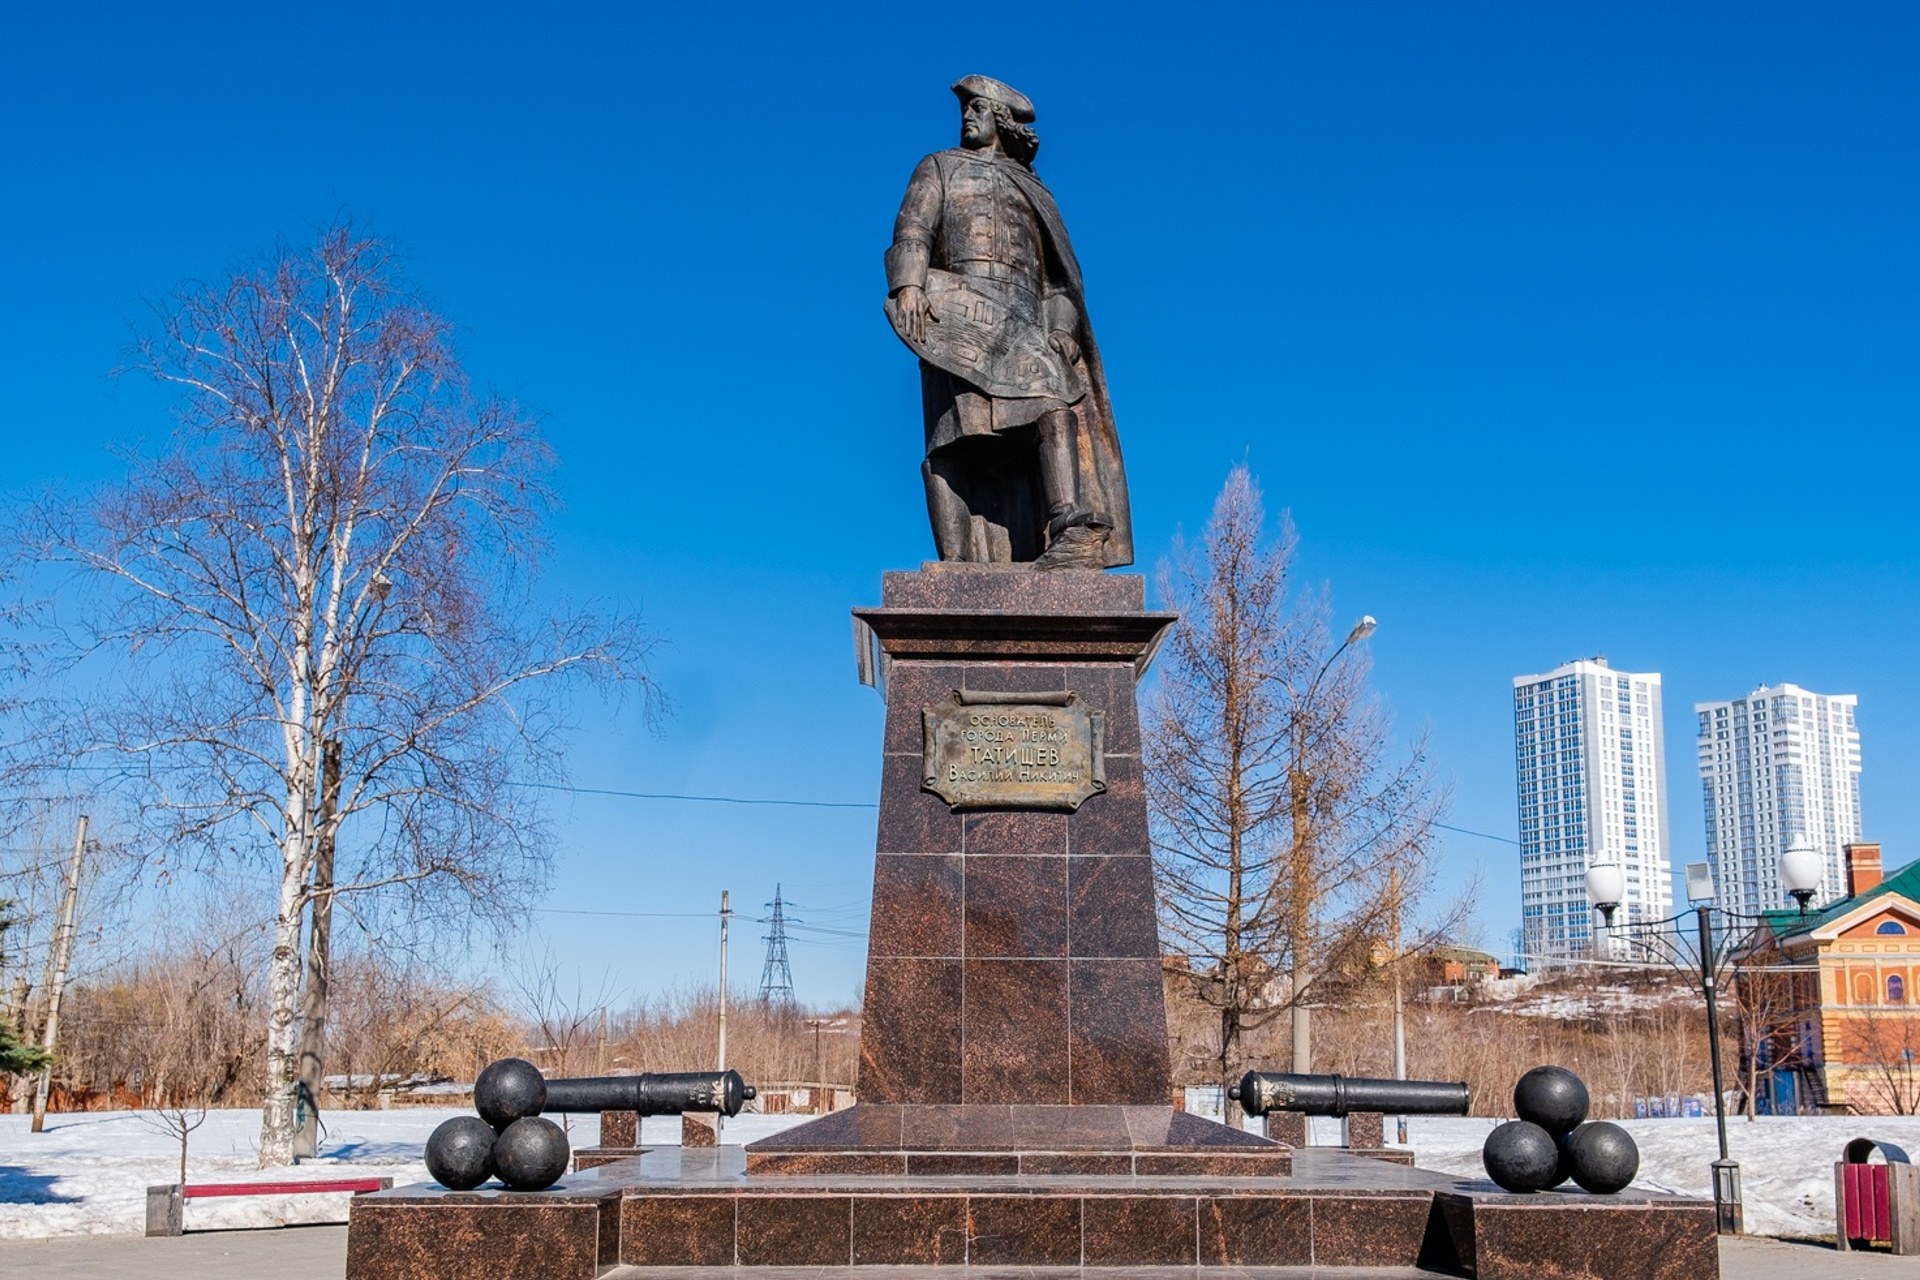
716, 890, 731, 1143
294, 739, 341, 1159
1390, 866, 1408, 1145
31, 814, 88, 1134
807, 1019, 825, 1083
1288, 759, 1312, 1075
1287, 618, 1375, 1076
717, 890, 731, 1069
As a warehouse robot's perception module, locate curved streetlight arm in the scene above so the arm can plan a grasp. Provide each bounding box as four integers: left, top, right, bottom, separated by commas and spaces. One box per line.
1295, 617, 1378, 752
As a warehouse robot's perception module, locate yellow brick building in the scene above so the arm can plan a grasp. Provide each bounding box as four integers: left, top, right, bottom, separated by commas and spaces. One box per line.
1739, 843, 1920, 1115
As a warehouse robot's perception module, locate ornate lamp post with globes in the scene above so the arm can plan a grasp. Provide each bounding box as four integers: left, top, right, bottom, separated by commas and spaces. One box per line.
1583, 842, 1828, 1235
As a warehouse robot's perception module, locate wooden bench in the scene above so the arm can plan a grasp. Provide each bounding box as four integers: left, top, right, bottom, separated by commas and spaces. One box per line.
146, 1176, 392, 1236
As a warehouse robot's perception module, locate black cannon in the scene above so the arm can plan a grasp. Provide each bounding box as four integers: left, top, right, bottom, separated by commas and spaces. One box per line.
543, 1070, 756, 1117
473, 1058, 757, 1129
430, 1060, 762, 1193
1230, 1071, 1469, 1118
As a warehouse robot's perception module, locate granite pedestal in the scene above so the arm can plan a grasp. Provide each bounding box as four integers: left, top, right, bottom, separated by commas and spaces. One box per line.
744, 568, 1286, 1179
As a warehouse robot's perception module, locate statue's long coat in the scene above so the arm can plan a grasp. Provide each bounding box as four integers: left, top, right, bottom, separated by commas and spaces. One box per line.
887, 149, 1133, 567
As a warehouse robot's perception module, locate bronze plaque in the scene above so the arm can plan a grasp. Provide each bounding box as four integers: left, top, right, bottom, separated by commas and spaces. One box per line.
921, 690, 1105, 812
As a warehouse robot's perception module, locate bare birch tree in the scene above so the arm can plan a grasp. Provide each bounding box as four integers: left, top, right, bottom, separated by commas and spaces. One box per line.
1146, 465, 1455, 1091
12, 225, 649, 1163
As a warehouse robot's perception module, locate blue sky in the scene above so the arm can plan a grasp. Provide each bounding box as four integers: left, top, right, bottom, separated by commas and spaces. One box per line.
4, 4, 1916, 1006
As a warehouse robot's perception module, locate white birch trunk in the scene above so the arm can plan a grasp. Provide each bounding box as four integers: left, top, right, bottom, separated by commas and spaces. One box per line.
257, 780, 312, 1166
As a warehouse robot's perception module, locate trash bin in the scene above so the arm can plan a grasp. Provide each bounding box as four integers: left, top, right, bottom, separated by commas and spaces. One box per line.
1836, 1137, 1918, 1255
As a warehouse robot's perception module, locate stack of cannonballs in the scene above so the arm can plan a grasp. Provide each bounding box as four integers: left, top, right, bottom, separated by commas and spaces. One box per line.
425, 1058, 572, 1192
1482, 1065, 1639, 1195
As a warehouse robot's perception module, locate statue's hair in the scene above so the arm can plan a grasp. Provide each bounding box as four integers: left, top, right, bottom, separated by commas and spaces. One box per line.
988, 100, 1040, 168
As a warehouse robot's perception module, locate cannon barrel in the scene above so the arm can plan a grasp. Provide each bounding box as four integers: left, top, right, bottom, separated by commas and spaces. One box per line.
540, 1069, 757, 1118
1230, 1071, 1469, 1118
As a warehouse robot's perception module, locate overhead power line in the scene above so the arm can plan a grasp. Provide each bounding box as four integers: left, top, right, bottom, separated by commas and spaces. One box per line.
1434, 822, 1520, 847
28, 764, 1525, 850
26, 770, 1520, 844
33, 764, 881, 811
515, 781, 876, 810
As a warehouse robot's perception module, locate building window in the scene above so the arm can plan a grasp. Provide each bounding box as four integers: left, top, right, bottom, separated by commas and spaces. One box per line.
1890, 975, 1907, 1005
1876, 921, 1908, 936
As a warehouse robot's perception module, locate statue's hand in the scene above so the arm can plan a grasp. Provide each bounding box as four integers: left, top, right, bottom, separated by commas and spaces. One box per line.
1048, 330, 1082, 366
891, 286, 934, 345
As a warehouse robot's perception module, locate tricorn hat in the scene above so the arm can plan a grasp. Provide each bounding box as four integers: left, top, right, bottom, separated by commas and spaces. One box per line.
952, 75, 1035, 123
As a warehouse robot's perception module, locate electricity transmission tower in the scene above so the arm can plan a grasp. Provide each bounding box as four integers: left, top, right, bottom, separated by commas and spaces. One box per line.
759, 885, 795, 1005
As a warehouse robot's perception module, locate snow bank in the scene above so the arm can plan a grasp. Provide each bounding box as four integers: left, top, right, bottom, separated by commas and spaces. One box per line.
1400, 1113, 1920, 1238
0, 1107, 822, 1239
0, 1107, 474, 1238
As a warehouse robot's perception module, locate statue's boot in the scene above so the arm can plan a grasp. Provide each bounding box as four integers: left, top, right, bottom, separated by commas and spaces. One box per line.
1035, 505, 1113, 571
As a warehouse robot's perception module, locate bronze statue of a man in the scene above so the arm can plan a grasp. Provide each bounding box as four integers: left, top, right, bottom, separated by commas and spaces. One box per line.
885, 76, 1132, 570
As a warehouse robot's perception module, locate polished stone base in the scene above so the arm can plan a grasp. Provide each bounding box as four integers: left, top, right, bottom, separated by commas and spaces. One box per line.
742, 1103, 1291, 1177
1425, 1189, 1720, 1280
345, 1176, 622, 1280
605, 1267, 1454, 1279
1352, 1149, 1417, 1167
345, 1148, 1719, 1278
578, 1146, 648, 1172
1261, 1112, 1414, 1166
620, 1147, 1438, 1269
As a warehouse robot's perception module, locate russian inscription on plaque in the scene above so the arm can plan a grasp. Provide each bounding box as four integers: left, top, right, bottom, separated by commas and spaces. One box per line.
921, 689, 1105, 811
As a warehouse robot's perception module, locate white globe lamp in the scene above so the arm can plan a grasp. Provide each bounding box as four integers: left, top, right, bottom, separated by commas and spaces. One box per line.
1780, 836, 1823, 915
1584, 862, 1626, 927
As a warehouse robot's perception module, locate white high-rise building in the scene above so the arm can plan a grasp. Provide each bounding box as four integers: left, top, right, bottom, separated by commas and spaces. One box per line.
1695, 683, 1862, 916
1512, 658, 1673, 962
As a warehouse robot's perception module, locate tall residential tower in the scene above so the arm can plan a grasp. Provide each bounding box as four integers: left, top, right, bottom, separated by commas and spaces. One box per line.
1513, 658, 1673, 961
1695, 683, 1862, 915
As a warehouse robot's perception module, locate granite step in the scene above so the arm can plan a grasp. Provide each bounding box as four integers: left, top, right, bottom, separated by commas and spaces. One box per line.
346, 1148, 1718, 1280
602, 1269, 1453, 1279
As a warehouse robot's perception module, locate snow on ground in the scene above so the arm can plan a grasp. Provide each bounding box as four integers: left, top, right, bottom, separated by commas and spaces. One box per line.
0, 1108, 817, 1239
1399, 1113, 1920, 1239
0, 1107, 468, 1238
6, 1107, 1918, 1241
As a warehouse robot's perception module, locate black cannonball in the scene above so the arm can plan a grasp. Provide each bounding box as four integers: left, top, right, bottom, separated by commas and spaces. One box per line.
1550, 1132, 1577, 1188
475, 1057, 547, 1130
425, 1115, 497, 1190
1482, 1120, 1563, 1193
493, 1116, 570, 1191
1565, 1121, 1639, 1194
1513, 1065, 1589, 1136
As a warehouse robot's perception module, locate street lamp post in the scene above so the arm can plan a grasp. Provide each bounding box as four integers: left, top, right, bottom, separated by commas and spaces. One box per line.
1683, 862, 1742, 1236
1389, 865, 1408, 1145
1288, 616, 1376, 1074
1586, 860, 1748, 1233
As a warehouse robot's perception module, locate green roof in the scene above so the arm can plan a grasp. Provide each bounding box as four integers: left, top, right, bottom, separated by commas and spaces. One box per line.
1760, 855, 1920, 942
